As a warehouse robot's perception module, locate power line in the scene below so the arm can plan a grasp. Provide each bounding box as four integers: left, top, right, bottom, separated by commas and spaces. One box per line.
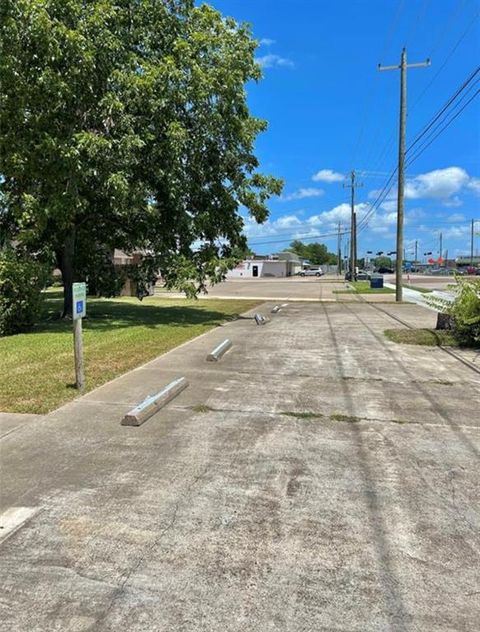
350, 0, 406, 169
248, 229, 349, 248
427, 0, 466, 58
405, 0, 431, 49
407, 65, 480, 153
412, 9, 480, 109
357, 65, 480, 238
406, 88, 480, 167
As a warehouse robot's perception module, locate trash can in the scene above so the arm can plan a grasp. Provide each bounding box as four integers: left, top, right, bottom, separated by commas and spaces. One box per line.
370, 275, 384, 289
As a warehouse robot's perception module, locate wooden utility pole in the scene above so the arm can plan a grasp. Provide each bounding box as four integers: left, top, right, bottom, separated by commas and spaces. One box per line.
344, 170, 362, 281
379, 48, 430, 301
471, 219, 475, 266
337, 222, 342, 275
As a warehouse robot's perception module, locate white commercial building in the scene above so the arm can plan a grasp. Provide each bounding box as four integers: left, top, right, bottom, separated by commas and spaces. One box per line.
227, 252, 303, 278
227, 259, 288, 278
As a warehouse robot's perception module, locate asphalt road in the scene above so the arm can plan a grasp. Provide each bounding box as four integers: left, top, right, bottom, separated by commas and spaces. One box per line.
1, 301, 479, 631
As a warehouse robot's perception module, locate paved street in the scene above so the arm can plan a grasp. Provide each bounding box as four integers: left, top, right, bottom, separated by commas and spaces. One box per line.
157, 276, 346, 300
1, 301, 479, 631
156, 274, 466, 302
157, 276, 398, 302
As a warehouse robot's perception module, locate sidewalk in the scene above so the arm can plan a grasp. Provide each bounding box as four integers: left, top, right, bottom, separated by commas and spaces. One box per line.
1, 301, 479, 631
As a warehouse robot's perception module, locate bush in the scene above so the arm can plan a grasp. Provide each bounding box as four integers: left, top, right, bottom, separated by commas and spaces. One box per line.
0, 250, 49, 336
429, 277, 480, 347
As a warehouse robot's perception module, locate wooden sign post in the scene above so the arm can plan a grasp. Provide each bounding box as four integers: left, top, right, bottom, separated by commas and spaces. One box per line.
72, 282, 86, 391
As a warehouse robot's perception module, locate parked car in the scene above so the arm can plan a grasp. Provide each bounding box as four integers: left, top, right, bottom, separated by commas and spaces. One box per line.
356, 270, 371, 280
466, 266, 479, 275
299, 268, 324, 277
376, 267, 393, 274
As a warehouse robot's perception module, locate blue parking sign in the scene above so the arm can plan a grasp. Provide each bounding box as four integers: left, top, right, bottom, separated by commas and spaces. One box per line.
72, 283, 87, 320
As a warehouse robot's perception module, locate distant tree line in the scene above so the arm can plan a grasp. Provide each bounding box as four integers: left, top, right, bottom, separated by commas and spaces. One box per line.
285, 240, 338, 266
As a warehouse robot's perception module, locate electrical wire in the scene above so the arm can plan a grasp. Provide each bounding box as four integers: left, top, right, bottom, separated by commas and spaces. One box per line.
248, 229, 349, 248
406, 88, 480, 167
405, 0, 431, 49
407, 65, 480, 153
411, 9, 480, 109
350, 0, 406, 169
356, 65, 480, 236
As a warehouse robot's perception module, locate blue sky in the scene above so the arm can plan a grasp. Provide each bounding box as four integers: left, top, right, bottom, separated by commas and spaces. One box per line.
209, 0, 480, 261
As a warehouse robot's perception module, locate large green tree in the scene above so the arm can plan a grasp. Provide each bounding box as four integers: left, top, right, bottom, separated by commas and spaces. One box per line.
373, 256, 393, 269
286, 240, 336, 266
0, 0, 282, 315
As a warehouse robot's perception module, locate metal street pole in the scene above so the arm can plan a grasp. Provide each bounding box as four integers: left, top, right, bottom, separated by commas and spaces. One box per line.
379, 49, 430, 302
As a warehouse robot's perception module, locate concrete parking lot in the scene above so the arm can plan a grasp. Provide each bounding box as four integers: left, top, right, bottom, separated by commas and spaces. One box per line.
157, 274, 466, 301
158, 276, 345, 300
1, 301, 479, 631
158, 276, 399, 302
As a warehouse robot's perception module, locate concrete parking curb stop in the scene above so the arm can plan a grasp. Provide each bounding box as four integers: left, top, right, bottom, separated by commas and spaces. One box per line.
255, 313, 268, 325
0, 507, 39, 544
121, 377, 189, 426
206, 339, 232, 362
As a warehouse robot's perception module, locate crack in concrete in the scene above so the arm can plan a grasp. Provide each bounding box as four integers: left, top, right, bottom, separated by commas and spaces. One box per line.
90, 464, 210, 632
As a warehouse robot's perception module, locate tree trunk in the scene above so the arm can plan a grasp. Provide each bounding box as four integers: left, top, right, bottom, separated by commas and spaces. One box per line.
58, 229, 76, 318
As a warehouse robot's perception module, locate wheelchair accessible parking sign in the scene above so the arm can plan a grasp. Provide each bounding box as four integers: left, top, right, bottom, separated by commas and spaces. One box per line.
72, 282, 86, 320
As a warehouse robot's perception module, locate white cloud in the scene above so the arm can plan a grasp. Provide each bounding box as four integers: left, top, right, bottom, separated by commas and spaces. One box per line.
404, 167, 469, 200
275, 214, 302, 228
255, 54, 294, 69
281, 187, 324, 201
306, 202, 371, 227
259, 38, 275, 46
442, 195, 463, 208
242, 212, 305, 241
312, 169, 344, 183
369, 167, 479, 208
467, 177, 480, 195
447, 213, 466, 223
371, 225, 390, 234
441, 225, 471, 239
380, 200, 397, 212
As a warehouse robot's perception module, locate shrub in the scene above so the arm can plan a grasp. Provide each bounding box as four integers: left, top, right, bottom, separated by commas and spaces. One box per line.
428, 277, 480, 347
0, 250, 49, 336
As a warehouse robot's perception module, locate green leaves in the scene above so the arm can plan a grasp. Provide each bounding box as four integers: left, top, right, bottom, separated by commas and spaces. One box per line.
428, 277, 480, 347
287, 241, 337, 265
1, 0, 282, 306
0, 249, 49, 336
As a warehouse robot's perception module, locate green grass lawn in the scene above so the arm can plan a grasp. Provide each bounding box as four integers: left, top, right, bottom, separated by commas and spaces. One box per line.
334, 281, 395, 294
384, 328, 458, 347
0, 291, 260, 414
